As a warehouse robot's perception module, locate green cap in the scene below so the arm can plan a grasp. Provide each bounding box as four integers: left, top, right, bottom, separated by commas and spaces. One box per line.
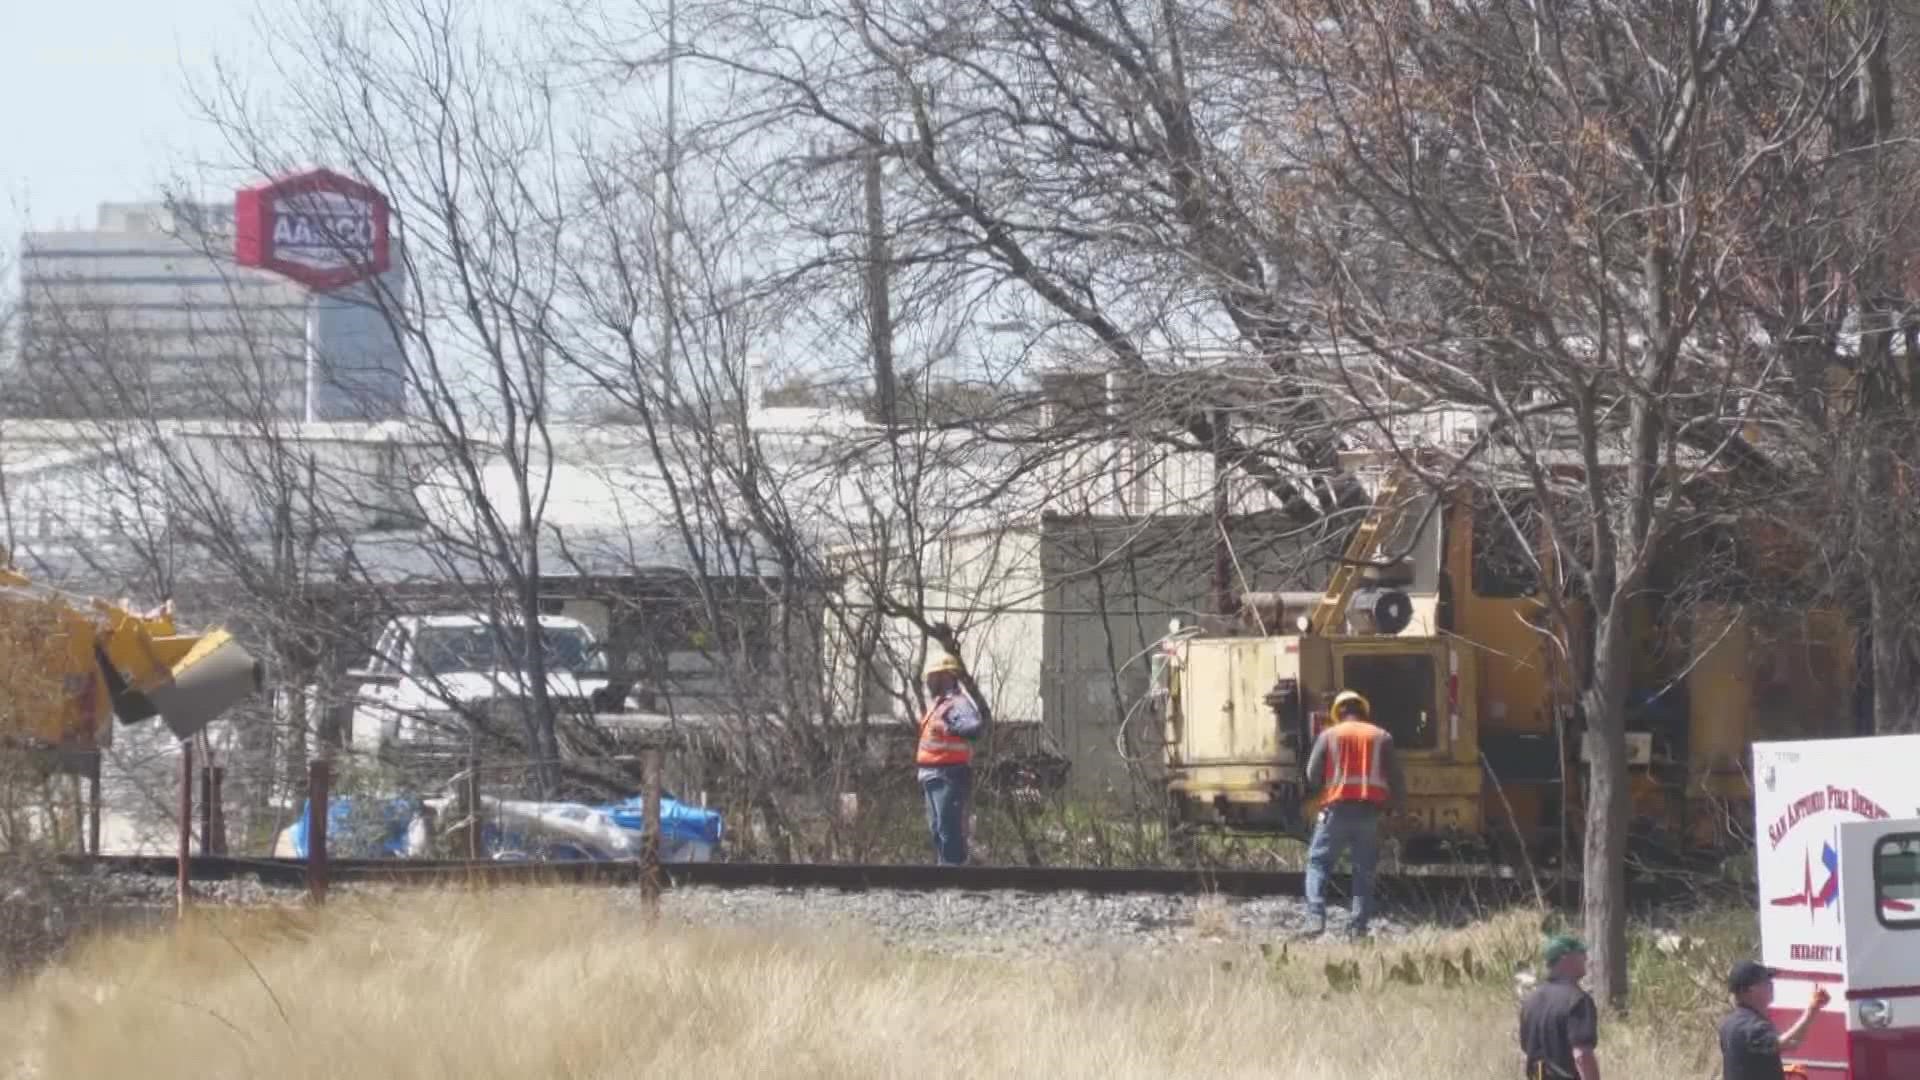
1544, 934, 1587, 967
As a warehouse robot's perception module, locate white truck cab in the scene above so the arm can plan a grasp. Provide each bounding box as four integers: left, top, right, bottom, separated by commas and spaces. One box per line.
348, 613, 624, 752
1752, 736, 1920, 1078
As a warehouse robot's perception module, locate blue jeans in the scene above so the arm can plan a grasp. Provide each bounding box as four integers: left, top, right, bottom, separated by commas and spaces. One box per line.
920, 766, 971, 865
1305, 801, 1382, 931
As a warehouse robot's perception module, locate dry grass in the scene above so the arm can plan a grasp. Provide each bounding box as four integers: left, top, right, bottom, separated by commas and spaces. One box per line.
1187, 892, 1235, 939
0, 889, 1710, 1079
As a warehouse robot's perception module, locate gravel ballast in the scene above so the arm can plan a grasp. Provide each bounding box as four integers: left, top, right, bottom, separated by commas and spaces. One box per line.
633, 884, 1418, 957
17, 864, 1447, 968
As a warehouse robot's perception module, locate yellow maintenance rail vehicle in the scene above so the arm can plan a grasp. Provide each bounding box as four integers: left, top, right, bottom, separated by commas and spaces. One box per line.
1156, 463, 1855, 867
0, 562, 263, 769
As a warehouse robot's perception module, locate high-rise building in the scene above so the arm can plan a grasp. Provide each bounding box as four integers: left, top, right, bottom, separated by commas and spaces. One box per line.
13, 201, 406, 421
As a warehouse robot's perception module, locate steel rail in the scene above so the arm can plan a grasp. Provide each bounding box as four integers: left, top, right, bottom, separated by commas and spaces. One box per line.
63, 853, 1551, 902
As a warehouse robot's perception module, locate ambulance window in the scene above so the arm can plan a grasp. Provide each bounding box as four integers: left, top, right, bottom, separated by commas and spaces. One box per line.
1339, 653, 1439, 751
1874, 834, 1920, 929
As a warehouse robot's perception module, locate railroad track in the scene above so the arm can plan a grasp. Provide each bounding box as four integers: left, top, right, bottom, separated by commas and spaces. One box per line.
65, 853, 1558, 904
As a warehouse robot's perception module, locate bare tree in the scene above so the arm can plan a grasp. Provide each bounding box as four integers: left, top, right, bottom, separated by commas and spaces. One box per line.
568, 0, 1374, 529
8, 263, 410, 845
1233, 0, 1857, 1005
36, 0, 1893, 895
179, 0, 623, 798
1726, 2, 1920, 735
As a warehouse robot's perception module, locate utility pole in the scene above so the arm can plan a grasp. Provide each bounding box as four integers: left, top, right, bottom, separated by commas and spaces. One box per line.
801, 88, 901, 426
864, 121, 896, 431
657, 0, 679, 399
1212, 407, 1234, 618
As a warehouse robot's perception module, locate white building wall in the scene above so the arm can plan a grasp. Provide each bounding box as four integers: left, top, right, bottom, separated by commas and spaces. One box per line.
0, 424, 427, 557
830, 526, 1048, 729
928, 529, 1047, 729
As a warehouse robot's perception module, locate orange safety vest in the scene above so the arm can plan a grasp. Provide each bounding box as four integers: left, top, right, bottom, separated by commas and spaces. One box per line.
916, 694, 973, 767
1321, 719, 1392, 806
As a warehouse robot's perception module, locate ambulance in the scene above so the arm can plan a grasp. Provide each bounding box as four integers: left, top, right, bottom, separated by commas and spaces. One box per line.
1752, 735, 1920, 1078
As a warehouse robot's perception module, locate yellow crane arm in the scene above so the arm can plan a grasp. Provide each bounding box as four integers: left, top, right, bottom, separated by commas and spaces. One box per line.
0, 566, 262, 752
1307, 467, 1409, 635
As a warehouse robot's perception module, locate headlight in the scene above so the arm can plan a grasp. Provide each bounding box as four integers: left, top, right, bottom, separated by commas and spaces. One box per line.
1859, 998, 1893, 1029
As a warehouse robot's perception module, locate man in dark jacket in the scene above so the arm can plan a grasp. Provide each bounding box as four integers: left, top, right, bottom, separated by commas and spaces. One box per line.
1718, 960, 1828, 1080
1518, 934, 1600, 1079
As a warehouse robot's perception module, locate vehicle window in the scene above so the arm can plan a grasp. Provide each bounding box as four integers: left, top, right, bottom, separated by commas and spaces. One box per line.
411, 627, 491, 675
544, 629, 605, 674
409, 626, 602, 676
1339, 652, 1439, 751
1875, 833, 1920, 929
1472, 490, 1540, 598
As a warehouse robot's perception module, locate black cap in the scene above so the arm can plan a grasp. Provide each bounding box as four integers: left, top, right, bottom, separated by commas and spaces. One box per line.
1728, 960, 1777, 993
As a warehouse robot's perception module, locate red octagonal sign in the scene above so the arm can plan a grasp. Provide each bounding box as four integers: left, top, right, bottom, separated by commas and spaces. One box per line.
234, 168, 392, 292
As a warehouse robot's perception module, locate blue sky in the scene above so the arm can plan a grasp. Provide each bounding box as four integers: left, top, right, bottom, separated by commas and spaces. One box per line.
3, 0, 260, 246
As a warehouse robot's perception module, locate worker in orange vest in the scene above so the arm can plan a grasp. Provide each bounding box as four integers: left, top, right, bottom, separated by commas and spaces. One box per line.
1302, 689, 1405, 938
918, 652, 984, 865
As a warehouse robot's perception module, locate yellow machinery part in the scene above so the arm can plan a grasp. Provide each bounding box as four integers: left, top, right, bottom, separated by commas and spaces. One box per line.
1164, 479, 1862, 864
0, 585, 113, 749
0, 568, 262, 753
1309, 469, 1408, 634
136, 629, 263, 740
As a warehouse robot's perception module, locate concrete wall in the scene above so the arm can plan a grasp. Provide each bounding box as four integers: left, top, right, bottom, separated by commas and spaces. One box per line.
841, 526, 1049, 727
933, 528, 1048, 729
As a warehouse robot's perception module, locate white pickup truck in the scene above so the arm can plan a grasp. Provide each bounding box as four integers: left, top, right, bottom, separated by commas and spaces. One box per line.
347, 613, 629, 754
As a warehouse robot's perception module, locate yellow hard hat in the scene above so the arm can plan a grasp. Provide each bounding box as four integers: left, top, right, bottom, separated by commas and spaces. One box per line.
924, 652, 965, 678
1331, 690, 1371, 719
